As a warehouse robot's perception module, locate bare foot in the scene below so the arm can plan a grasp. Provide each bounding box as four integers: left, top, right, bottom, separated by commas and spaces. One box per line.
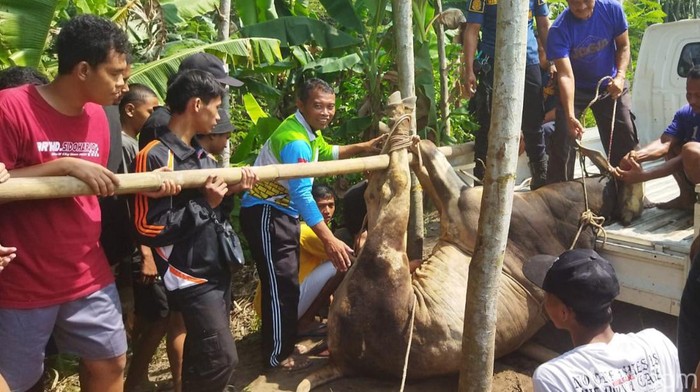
657, 194, 695, 211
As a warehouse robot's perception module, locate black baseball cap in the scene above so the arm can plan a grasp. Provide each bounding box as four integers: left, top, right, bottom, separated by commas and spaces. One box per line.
523, 249, 620, 313
179, 53, 243, 87
212, 108, 234, 135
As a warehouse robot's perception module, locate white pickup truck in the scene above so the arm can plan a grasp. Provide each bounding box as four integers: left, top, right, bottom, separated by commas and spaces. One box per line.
591, 19, 700, 316
450, 19, 700, 316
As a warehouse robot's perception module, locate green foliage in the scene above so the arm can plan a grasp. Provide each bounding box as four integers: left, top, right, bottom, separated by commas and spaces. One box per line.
0, 0, 59, 68
159, 0, 218, 26
235, 0, 279, 26
623, 0, 666, 80
239, 16, 361, 49
127, 38, 283, 102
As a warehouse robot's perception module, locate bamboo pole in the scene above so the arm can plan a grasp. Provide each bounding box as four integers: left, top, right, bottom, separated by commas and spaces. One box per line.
0, 143, 473, 201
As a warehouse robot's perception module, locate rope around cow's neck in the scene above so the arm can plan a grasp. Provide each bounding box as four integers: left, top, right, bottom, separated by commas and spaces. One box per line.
400, 293, 417, 392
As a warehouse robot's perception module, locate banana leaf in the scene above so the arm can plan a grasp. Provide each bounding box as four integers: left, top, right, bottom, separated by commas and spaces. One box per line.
128, 38, 282, 101
160, 0, 218, 26
0, 0, 58, 68
239, 16, 360, 49
302, 53, 362, 74
319, 0, 364, 34
235, 0, 278, 27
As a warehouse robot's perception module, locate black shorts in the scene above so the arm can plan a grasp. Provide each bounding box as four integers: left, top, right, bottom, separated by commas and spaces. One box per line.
133, 281, 180, 321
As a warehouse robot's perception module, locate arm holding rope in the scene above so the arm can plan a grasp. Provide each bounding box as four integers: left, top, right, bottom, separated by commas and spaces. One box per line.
615, 155, 683, 184
618, 134, 676, 170
337, 134, 387, 159
615, 134, 681, 183
554, 57, 584, 139
609, 31, 630, 100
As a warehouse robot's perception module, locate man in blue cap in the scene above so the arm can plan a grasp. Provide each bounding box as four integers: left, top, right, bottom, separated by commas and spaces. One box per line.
524, 249, 681, 391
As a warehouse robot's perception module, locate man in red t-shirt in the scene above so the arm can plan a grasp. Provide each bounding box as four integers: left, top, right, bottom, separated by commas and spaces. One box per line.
0, 15, 131, 392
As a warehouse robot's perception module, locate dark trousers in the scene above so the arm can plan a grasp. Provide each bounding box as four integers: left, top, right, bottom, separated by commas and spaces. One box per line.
547, 81, 638, 184
474, 63, 546, 180
679, 255, 700, 391
240, 204, 300, 367
173, 280, 238, 392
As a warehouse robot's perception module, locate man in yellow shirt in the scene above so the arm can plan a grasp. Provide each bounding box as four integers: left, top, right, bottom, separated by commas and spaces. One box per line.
254, 184, 341, 335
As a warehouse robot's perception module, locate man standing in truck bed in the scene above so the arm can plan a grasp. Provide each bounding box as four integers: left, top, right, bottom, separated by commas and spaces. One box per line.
546, 0, 639, 184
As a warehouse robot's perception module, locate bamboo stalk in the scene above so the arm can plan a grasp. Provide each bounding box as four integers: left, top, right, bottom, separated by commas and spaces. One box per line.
0, 143, 473, 201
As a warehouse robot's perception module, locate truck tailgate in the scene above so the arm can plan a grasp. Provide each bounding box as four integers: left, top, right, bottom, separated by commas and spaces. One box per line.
597, 174, 693, 316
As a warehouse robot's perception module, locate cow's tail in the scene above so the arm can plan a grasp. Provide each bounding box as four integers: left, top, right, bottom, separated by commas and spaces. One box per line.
296, 363, 346, 392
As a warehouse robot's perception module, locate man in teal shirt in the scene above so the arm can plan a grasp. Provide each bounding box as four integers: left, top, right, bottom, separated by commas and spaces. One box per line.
240, 78, 384, 370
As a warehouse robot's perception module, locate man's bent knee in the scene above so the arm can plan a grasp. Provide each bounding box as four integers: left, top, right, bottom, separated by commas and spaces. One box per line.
79, 355, 126, 391
682, 142, 700, 184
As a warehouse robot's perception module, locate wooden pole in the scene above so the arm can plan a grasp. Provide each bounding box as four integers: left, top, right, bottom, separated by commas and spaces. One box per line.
392, 0, 424, 261
434, 0, 451, 138
457, 0, 527, 389
217, 0, 233, 167
0, 144, 472, 201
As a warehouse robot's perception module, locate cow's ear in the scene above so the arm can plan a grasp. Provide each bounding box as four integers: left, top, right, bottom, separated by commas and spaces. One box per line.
576, 140, 613, 174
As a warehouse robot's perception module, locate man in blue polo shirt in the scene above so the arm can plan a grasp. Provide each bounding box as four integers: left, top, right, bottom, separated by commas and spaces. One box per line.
614, 66, 700, 211
461, 0, 552, 189
546, 0, 639, 185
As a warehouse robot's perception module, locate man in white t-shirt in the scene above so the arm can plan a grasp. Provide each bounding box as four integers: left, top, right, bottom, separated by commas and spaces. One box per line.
524, 248, 681, 391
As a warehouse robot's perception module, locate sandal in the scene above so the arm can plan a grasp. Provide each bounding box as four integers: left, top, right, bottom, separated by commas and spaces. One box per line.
277, 353, 311, 372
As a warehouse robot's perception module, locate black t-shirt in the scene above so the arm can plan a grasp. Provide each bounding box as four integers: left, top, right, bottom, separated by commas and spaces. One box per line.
139, 106, 172, 150
100, 105, 133, 264
103, 105, 123, 173
342, 180, 368, 237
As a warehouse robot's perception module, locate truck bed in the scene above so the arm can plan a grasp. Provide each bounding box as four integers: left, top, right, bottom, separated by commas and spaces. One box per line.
446, 131, 695, 316
578, 131, 693, 316
597, 174, 693, 316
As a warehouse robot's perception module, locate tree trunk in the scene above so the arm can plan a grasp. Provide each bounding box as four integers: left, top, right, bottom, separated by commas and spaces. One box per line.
218, 0, 232, 167
457, 0, 527, 390
434, 0, 451, 138
392, 0, 424, 261
217, 0, 231, 40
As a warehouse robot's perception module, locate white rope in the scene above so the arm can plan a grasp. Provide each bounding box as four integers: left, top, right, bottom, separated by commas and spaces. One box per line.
571, 75, 618, 249
381, 114, 414, 155
399, 293, 417, 392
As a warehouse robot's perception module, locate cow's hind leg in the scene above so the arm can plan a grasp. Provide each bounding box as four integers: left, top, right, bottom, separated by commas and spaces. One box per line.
414, 141, 480, 249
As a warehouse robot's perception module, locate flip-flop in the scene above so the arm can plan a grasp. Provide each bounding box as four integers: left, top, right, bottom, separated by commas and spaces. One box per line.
277, 353, 311, 373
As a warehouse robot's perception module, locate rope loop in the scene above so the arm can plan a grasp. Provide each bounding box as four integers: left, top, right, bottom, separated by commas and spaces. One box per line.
382, 114, 413, 155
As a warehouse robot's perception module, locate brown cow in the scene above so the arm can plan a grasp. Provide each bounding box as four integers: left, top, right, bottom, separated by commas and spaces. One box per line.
298, 97, 618, 391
